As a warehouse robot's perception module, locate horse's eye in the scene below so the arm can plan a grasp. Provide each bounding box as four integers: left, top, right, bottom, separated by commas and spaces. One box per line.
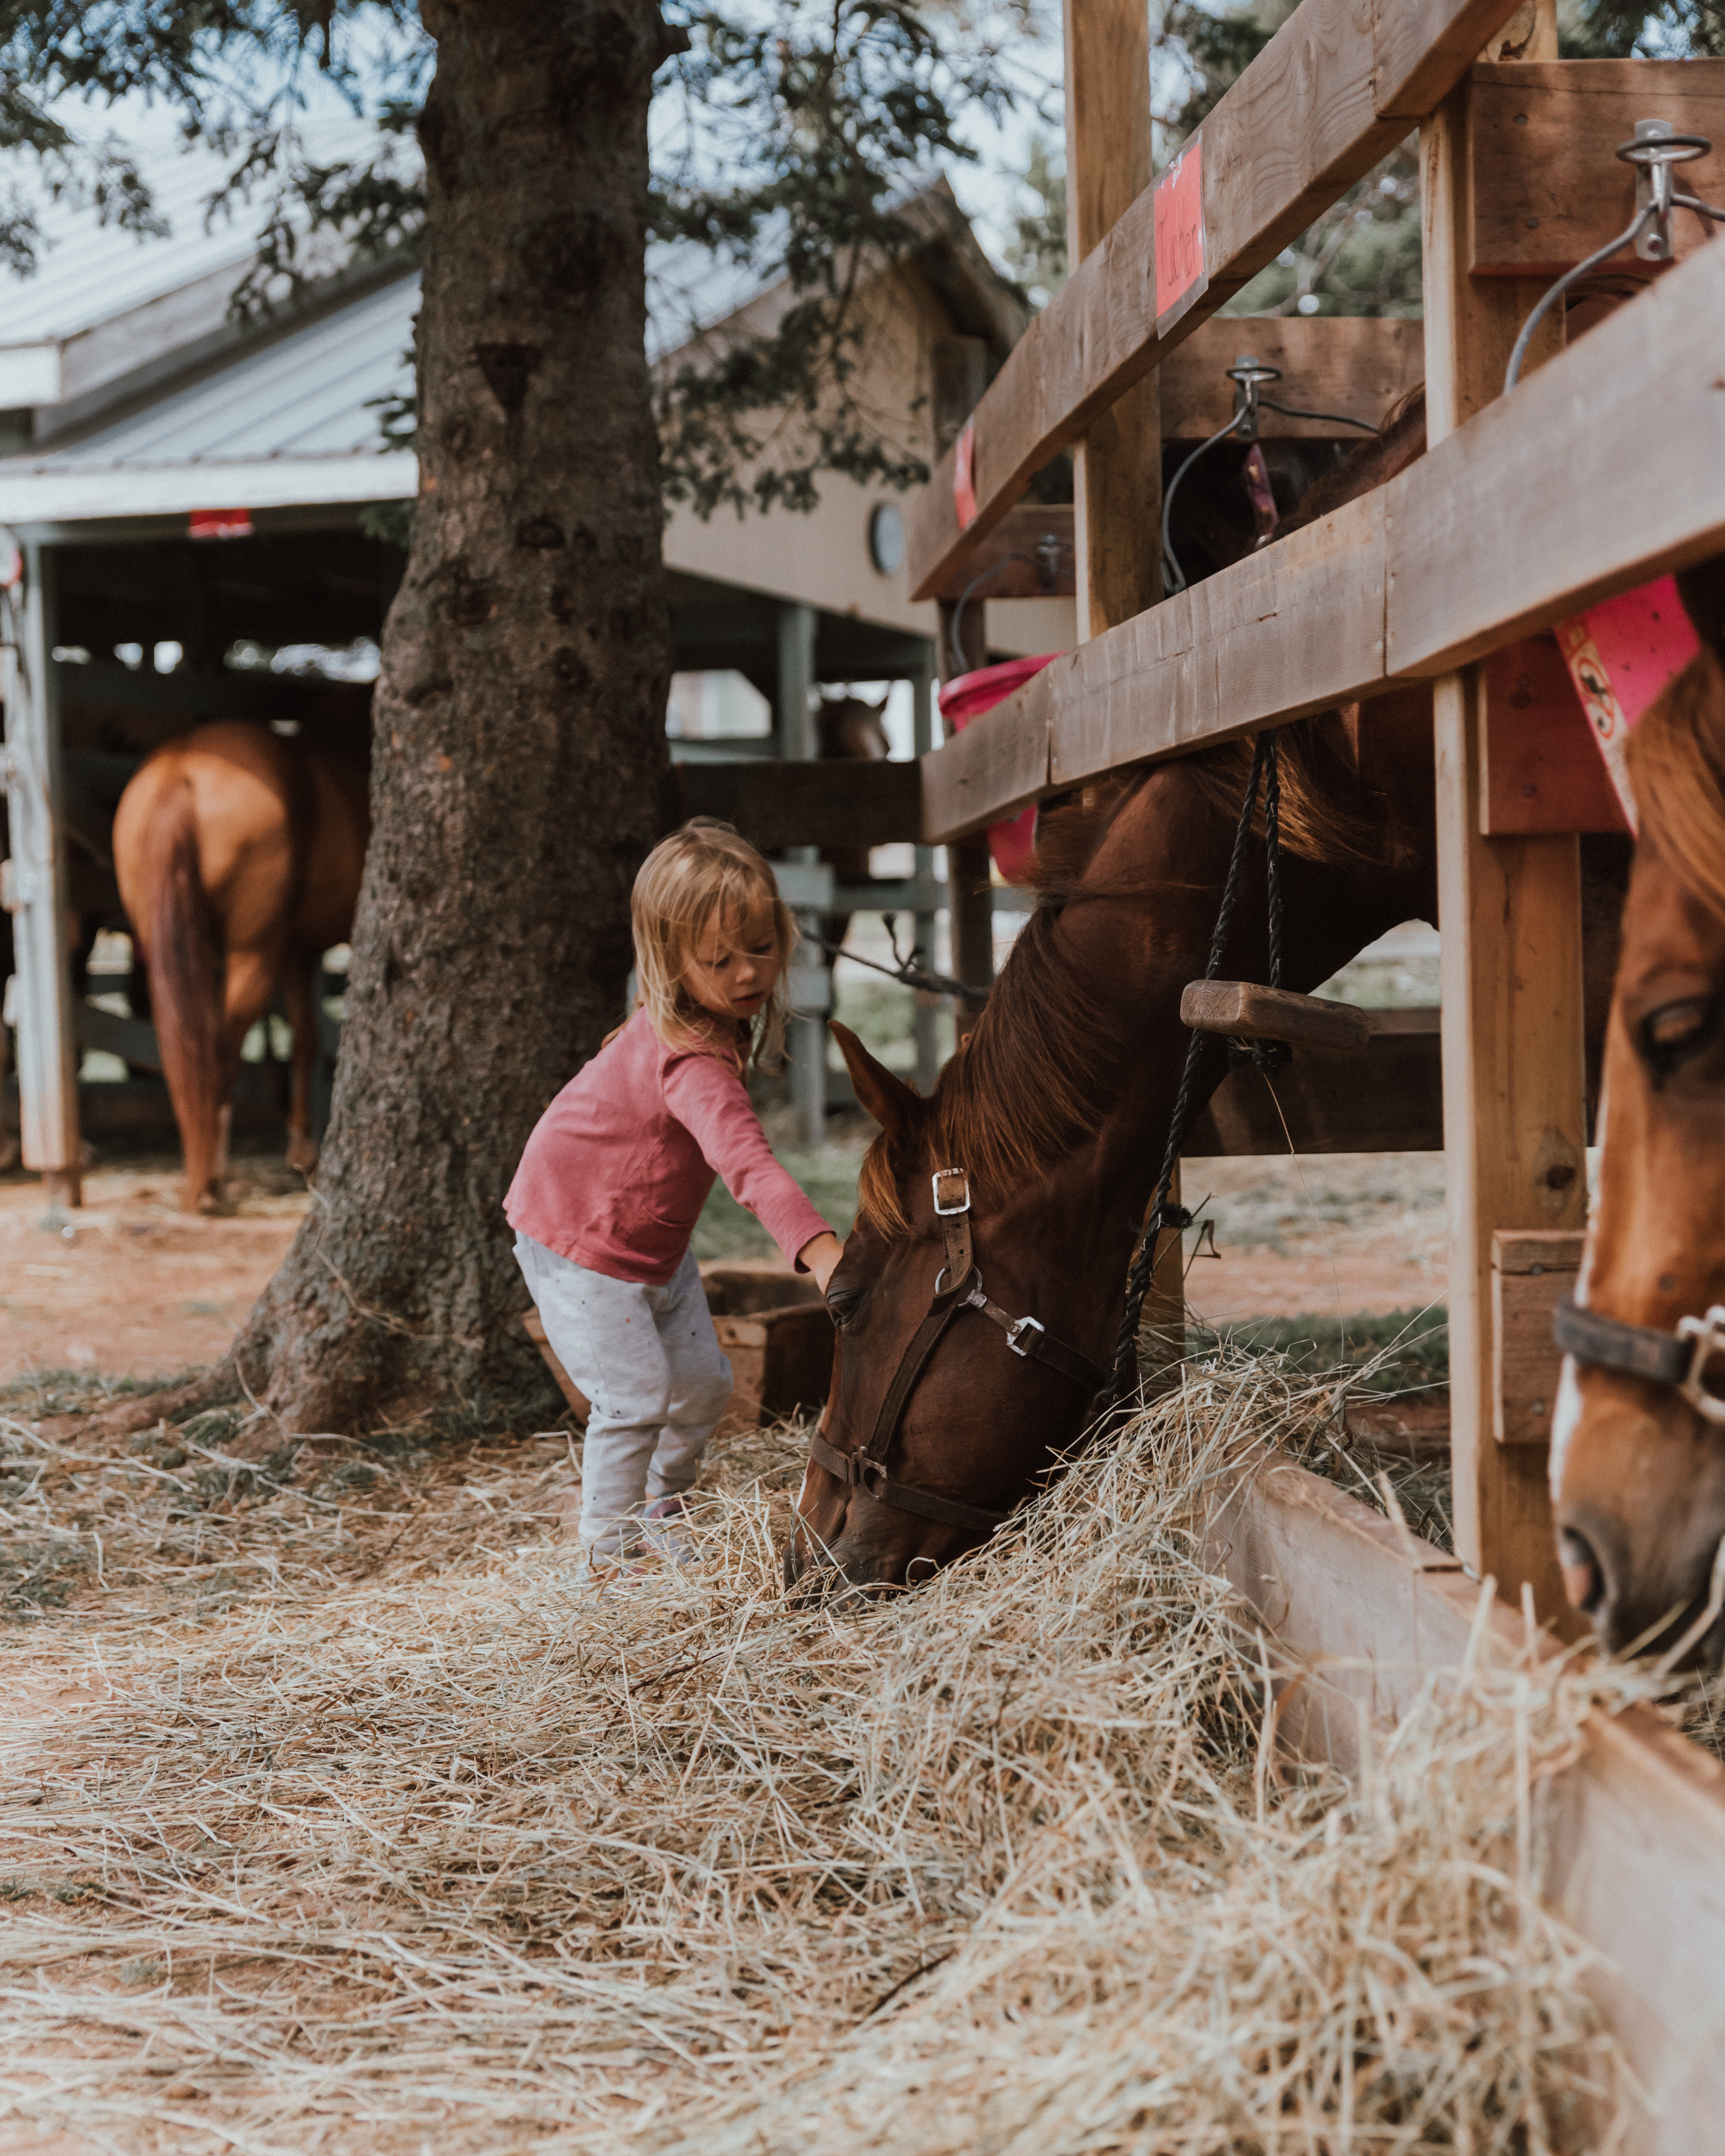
1639, 997, 1722, 1084
824, 1278, 864, 1330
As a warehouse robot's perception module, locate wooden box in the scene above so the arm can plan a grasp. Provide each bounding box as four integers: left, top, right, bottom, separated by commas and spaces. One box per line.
702, 1265, 835, 1437
519, 1262, 833, 1438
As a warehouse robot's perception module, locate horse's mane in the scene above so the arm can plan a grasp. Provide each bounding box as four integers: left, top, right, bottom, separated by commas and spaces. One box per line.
856, 888, 1133, 1237
854, 384, 1432, 1237
1623, 553, 1725, 921
1629, 644, 1725, 924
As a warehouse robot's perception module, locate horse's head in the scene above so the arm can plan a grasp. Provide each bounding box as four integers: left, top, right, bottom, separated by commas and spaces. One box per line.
785, 1023, 1130, 1596
1553, 636, 1725, 1667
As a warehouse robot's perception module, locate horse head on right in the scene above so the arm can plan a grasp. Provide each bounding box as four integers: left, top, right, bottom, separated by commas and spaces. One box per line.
1553, 562, 1725, 1666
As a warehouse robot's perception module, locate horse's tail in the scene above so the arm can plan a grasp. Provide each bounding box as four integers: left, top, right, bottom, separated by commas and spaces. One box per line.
135, 779, 225, 1207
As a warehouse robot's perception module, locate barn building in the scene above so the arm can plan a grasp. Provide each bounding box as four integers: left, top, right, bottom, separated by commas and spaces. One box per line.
0, 136, 1077, 1194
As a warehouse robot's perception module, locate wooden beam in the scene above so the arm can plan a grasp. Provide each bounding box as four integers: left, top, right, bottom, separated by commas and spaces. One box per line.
905, 0, 1530, 603
1469, 60, 1725, 277
1480, 637, 1628, 835
677, 758, 921, 852
1204, 1451, 1725, 2150
2, 548, 83, 1207
917, 505, 1076, 603
1159, 316, 1426, 441
1184, 1011, 1442, 1158
1493, 1228, 1584, 1444
1424, 1, 1583, 1629
1064, 0, 1160, 642
915, 226, 1725, 842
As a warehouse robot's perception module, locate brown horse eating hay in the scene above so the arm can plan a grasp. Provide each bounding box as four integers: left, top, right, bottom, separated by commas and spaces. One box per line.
792, 694, 1440, 1593
113, 717, 369, 1213
1551, 558, 1725, 1667
788, 396, 1633, 1599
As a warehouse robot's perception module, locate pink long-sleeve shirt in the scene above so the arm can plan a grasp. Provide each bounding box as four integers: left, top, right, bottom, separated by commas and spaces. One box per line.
504, 1008, 832, 1286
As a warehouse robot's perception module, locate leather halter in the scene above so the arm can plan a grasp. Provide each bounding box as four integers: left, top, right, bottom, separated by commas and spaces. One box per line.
806, 1166, 1109, 1537
1554, 1297, 1725, 1425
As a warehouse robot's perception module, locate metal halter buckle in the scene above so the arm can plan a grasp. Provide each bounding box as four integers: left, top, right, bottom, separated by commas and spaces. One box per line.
932, 1167, 970, 1216
1677, 1306, 1725, 1425
1005, 1314, 1045, 1358
845, 1452, 888, 1496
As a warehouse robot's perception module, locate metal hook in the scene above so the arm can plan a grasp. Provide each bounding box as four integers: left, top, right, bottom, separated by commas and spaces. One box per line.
1505, 120, 1716, 394
1163, 355, 1378, 595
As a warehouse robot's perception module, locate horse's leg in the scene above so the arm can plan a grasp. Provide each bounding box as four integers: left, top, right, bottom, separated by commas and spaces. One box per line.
216, 944, 283, 1208
281, 955, 321, 1173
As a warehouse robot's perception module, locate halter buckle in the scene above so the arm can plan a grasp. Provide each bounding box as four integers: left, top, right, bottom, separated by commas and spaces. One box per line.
932, 1167, 971, 1217
1006, 1314, 1045, 1358
844, 1451, 889, 1497
1677, 1306, 1725, 1425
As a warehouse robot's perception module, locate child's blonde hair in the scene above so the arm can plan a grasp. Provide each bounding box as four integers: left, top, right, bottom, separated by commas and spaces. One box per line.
632, 819, 798, 1066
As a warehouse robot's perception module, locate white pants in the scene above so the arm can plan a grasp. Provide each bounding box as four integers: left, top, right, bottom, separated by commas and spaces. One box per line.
514, 1232, 733, 1556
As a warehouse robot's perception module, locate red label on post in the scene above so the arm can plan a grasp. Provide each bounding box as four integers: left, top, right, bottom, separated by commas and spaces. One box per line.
189, 508, 253, 541
1153, 137, 1208, 334
1555, 574, 1701, 835
952, 417, 977, 529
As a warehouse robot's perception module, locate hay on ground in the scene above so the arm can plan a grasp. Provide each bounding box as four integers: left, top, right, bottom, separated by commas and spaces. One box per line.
0, 1354, 1692, 2154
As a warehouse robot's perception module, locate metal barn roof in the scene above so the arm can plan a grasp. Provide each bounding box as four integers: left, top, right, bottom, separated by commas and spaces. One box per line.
0, 272, 418, 525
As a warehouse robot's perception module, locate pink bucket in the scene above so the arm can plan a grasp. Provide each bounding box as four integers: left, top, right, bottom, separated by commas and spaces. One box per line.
938, 655, 1061, 882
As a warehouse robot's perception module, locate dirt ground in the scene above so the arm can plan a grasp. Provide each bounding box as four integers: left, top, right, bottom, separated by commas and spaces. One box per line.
0, 1155, 311, 1386
0, 1142, 1447, 1388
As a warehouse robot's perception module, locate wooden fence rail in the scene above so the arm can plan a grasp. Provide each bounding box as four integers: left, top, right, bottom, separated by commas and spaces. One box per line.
918, 230, 1725, 842
905, 0, 1533, 603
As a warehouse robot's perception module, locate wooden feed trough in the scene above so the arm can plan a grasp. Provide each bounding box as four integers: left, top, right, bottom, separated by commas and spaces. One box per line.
524, 1261, 833, 1441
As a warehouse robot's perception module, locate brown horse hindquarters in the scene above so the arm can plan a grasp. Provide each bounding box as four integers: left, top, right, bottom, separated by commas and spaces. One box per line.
114, 724, 344, 1211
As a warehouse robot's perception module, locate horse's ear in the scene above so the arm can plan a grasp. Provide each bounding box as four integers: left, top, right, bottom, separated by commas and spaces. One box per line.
829, 1021, 920, 1137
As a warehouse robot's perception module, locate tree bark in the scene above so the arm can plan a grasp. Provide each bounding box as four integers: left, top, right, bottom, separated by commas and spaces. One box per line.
210, 0, 676, 1435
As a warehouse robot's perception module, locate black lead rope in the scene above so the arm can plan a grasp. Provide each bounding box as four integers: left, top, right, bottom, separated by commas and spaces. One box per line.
1100, 731, 1284, 1411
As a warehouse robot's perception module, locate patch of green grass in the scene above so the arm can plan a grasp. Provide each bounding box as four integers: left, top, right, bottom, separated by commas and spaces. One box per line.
0, 1366, 197, 1422
1192, 1308, 1448, 1397
831, 972, 917, 1071
693, 1147, 863, 1264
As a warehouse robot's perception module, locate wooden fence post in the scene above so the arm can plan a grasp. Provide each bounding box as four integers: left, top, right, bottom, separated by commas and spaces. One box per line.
776, 600, 826, 1150
1422, 0, 1585, 1625
1064, 0, 1180, 1380
1, 542, 82, 1212
909, 660, 943, 1094
932, 333, 996, 1046
936, 595, 994, 1045
1063, 0, 1162, 642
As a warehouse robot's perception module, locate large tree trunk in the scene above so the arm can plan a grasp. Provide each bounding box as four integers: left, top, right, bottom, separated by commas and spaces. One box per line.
207, 0, 675, 1434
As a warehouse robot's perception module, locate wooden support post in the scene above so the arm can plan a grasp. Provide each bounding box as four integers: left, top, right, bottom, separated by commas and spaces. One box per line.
936, 596, 994, 1044
1422, 0, 1583, 1626
1063, 0, 1163, 641
776, 601, 826, 1150
1066, 0, 1176, 1374
910, 659, 943, 1094
1, 543, 82, 1211
931, 335, 996, 1046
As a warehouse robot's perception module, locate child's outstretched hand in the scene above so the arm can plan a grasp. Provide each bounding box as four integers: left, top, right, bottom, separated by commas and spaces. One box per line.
798, 1232, 845, 1294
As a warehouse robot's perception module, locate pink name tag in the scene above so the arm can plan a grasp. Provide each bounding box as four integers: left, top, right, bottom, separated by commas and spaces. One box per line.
1556, 575, 1700, 833
1154, 138, 1207, 335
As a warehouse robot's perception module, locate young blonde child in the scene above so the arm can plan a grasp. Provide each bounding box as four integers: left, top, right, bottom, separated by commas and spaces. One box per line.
505, 820, 844, 1574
